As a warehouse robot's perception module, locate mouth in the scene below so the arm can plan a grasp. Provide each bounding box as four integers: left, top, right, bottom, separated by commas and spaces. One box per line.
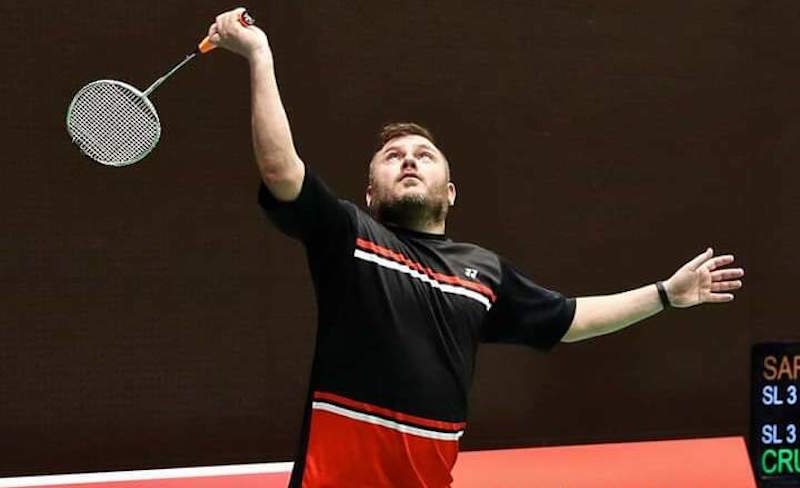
399, 174, 422, 183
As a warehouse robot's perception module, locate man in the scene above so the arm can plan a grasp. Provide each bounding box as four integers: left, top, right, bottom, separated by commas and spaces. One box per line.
208, 8, 745, 487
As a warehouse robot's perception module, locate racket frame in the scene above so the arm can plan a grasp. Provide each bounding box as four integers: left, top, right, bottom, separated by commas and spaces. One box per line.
66, 79, 162, 167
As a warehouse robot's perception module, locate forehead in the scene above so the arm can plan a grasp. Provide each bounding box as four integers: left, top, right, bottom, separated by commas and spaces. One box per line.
378, 134, 439, 154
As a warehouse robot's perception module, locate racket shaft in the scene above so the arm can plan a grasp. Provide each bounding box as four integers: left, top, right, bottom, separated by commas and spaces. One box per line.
141, 11, 255, 97
143, 52, 197, 97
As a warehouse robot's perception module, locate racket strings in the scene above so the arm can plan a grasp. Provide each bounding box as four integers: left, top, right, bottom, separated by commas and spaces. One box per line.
67, 82, 161, 165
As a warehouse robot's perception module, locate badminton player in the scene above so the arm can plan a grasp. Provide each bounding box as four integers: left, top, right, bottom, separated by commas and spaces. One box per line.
208, 8, 745, 487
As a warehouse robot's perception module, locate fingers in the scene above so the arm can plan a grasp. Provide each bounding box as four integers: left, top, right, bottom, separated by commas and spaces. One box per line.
711, 280, 742, 292
220, 10, 234, 33
707, 293, 735, 303
711, 268, 744, 281
703, 255, 735, 272
687, 248, 714, 271
215, 13, 228, 39
231, 7, 247, 23
222, 8, 247, 34
207, 23, 220, 46
213, 8, 247, 43
207, 7, 267, 59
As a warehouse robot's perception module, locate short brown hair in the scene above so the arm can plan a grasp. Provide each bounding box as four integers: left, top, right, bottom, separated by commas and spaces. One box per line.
374, 122, 436, 152
369, 122, 450, 184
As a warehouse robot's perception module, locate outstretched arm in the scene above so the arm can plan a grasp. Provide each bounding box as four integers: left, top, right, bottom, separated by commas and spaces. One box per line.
561, 248, 744, 343
209, 7, 305, 201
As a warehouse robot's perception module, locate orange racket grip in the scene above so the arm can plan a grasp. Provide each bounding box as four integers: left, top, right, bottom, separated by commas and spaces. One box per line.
197, 10, 256, 54
198, 37, 216, 53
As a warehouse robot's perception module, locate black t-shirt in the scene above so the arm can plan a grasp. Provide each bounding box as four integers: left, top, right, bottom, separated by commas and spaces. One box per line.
258, 167, 576, 488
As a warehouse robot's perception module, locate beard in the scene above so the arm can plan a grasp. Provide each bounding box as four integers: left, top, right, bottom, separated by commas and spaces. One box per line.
371, 187, 449, 231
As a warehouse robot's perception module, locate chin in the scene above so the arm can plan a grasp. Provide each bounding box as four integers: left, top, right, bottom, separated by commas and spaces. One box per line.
396, 184, 427, 197
395, 191, 427, 205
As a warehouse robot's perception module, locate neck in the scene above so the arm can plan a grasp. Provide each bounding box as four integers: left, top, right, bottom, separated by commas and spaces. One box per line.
372, 199, 447, 235
397, 219, 446, 235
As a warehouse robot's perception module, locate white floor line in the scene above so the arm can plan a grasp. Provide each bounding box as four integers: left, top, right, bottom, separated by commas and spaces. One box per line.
0, 462, 294, 487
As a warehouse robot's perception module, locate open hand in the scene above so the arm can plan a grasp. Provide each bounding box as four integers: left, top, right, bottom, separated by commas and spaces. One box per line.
664, 248, 744, 308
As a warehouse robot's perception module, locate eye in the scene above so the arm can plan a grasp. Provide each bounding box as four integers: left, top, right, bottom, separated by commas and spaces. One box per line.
418, 152, 434, 161
386, 152, 401, 161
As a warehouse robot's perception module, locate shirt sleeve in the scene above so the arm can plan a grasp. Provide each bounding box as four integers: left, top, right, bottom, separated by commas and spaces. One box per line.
480, 258, 576, 350
257, 165, 355, 246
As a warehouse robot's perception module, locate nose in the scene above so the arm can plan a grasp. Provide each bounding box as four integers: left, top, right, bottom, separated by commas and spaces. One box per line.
401, 156, 418, 171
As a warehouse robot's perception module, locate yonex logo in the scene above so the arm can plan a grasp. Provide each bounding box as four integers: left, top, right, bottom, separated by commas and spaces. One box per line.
464, 268, 479, 279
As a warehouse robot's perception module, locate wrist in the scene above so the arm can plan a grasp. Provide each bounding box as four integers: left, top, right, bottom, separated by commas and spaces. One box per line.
656, 280, 672, 309
247, 45, 274, 67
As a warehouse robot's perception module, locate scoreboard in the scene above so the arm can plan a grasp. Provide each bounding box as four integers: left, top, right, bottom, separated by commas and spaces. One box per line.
752, 343, 800, 486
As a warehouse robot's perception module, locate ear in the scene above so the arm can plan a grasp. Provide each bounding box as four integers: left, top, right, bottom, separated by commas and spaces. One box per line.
366, 184, 373, 208
447, 181, 456, 207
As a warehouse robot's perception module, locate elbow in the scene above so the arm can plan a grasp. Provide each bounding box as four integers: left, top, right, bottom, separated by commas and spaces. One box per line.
259, 155, 305, 202
259, 152, 303, 185
261, 168, 289, 187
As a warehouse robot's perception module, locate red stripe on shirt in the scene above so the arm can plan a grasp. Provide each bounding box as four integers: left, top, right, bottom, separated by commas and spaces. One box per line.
313, 391, 466, 432
355, 238, 497, 302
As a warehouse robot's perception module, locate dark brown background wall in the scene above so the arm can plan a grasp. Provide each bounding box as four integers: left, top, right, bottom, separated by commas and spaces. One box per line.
2, 0, 798, 476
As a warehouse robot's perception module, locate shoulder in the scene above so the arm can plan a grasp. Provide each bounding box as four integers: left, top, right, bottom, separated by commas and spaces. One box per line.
342, 201, 398, 239
429, 238, 503, 297
441, 238, 501, 271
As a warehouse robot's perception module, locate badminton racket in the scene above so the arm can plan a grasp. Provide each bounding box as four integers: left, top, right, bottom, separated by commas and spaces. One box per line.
66, 10, 255, 167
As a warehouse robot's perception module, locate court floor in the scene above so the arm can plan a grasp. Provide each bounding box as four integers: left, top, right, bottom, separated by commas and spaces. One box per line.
0, 436, 754, 488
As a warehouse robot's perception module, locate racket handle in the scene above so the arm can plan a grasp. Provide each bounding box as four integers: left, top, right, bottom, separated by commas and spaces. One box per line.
198, 10, 256, 54
198, 37, 216, 54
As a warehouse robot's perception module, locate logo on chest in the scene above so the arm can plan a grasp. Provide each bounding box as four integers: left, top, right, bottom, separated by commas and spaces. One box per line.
353, 238, 496, 310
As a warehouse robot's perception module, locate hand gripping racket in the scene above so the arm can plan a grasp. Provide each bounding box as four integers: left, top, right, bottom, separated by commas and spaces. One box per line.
66, 11, 256, 167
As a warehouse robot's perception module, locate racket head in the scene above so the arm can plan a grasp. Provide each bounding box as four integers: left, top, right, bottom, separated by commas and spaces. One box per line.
66, 80, 161, 167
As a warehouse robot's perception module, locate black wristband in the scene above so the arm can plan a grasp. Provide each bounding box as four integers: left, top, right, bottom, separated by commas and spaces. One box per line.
656, 281, 671, 309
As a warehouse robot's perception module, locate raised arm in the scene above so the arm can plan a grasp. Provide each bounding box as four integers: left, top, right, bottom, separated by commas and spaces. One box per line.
561, 248, 744, 342
208, 7, 305, 201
